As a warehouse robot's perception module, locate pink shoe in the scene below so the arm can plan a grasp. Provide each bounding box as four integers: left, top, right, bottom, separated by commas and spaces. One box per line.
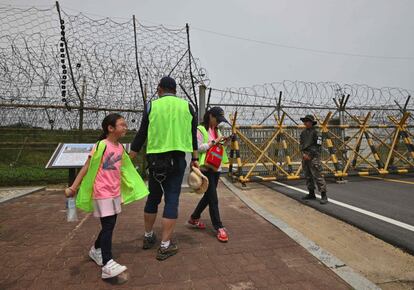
187, 218, 206, 229
217, 228, 229, 242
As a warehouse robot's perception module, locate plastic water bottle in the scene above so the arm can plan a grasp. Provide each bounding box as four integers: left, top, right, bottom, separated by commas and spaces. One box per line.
66, 197, 78, 222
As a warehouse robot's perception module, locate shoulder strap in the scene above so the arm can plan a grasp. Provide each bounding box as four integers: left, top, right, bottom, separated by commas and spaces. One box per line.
95, 140, 101, 151
94, 140, 107, 156
146, 102, 152, 114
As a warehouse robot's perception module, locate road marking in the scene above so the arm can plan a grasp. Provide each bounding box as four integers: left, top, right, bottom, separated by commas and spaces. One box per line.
362, 175, 414, 185
271, 181, 414, 233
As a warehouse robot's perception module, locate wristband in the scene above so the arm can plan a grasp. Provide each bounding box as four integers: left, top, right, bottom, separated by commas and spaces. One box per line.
191, 158, 199, 161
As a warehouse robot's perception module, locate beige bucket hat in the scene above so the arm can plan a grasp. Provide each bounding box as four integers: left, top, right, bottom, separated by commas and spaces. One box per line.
188, 166, 209, 194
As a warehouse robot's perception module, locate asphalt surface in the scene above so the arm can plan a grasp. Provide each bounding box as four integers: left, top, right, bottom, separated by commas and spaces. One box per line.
263, 174, 414, 255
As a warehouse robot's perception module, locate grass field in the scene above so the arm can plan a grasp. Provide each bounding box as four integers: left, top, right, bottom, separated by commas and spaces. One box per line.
0, 128, 146, 186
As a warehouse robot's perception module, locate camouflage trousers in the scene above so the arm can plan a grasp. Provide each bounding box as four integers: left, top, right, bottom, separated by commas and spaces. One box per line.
302, 156, 327, 193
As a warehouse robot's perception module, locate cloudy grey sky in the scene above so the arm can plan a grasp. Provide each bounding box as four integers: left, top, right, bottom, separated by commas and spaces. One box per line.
5, 0, 414, 90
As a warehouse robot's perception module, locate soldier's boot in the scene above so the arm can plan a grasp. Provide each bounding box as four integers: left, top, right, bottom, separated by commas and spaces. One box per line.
320, 192, 328, 204
302, 190, 316, 200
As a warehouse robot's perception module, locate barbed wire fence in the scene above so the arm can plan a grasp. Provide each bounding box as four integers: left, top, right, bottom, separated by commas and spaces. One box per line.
0, 3, 412, 185
1, 3, 412, 129
207, 81, 413, 126
208, 82, 413, 183
0, 2, 208, 130
0, 2, 208, 185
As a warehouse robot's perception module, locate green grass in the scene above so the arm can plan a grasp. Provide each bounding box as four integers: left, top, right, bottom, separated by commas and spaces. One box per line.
0, 128, 146, 186
0, 165, 67, 186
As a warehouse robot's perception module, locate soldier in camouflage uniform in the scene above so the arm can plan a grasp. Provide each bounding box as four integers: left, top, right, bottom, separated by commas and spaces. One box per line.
300, 115, 328, 204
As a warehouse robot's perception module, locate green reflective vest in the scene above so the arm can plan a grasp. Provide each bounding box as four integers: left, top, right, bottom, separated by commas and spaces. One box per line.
147, 96, 193, 154
76, 141, 149, 212
197, 125, 229, 166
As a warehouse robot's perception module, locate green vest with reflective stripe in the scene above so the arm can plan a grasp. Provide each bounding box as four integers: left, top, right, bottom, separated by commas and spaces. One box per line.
76, 141, 149, 212
147, 96, 193, 154
197, 125, 229, 166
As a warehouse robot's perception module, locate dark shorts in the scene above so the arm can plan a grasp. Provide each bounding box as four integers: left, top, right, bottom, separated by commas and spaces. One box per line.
144, 153, 187, 219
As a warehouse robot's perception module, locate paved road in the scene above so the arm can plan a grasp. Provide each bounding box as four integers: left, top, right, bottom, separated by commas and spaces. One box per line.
264, 174, 414, 254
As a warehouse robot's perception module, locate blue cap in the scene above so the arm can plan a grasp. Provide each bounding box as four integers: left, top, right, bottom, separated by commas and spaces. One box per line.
158, 76, 176, 90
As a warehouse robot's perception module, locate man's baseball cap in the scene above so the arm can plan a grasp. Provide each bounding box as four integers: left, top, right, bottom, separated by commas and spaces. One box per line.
209, 107, 229, 124
158, 76, 176, 90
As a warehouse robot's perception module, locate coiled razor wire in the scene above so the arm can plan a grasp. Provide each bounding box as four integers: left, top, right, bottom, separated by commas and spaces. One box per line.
208, 81, 413, 126
0, 4, 412, 130
0, 4, 208, 129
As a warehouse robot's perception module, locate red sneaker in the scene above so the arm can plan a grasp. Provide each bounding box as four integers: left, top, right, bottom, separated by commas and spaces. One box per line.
217, 228, 228, 242
187, 218, 206, 229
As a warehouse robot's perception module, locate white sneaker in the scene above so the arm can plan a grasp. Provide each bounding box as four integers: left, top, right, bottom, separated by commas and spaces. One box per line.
101, 259, 127, 279
89, 246, 103, 266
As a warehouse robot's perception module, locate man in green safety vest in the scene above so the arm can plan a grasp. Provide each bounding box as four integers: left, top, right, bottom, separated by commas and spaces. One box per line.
130, 76, 199, 261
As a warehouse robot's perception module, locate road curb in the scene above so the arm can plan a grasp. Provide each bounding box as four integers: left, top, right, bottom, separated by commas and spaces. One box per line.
0, 186, 46, 204
221, 177, 381, 290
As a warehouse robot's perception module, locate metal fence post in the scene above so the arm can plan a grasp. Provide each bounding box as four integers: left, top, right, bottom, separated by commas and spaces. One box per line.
198, 85, 206, 123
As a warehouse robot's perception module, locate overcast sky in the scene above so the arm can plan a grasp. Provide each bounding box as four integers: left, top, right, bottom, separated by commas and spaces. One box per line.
5, 0, 414, 90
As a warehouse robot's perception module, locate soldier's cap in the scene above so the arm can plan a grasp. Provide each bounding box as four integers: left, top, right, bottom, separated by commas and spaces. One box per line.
158, 76, 176, 90
300, 114, 317, 125
209, 107, 229, 125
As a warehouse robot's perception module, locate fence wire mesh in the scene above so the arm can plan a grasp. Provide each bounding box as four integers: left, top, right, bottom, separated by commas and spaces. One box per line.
209, 81, 413, 125
0, 3, 208, 185
0, 4, 207, 130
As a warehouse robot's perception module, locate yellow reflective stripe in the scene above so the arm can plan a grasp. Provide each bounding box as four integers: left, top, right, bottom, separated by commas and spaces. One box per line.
326, 139, 333, 147
261, 176, 277, 181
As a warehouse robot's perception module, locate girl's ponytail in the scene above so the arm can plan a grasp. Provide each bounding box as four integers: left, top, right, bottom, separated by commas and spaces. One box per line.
97, 132, 107, 141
